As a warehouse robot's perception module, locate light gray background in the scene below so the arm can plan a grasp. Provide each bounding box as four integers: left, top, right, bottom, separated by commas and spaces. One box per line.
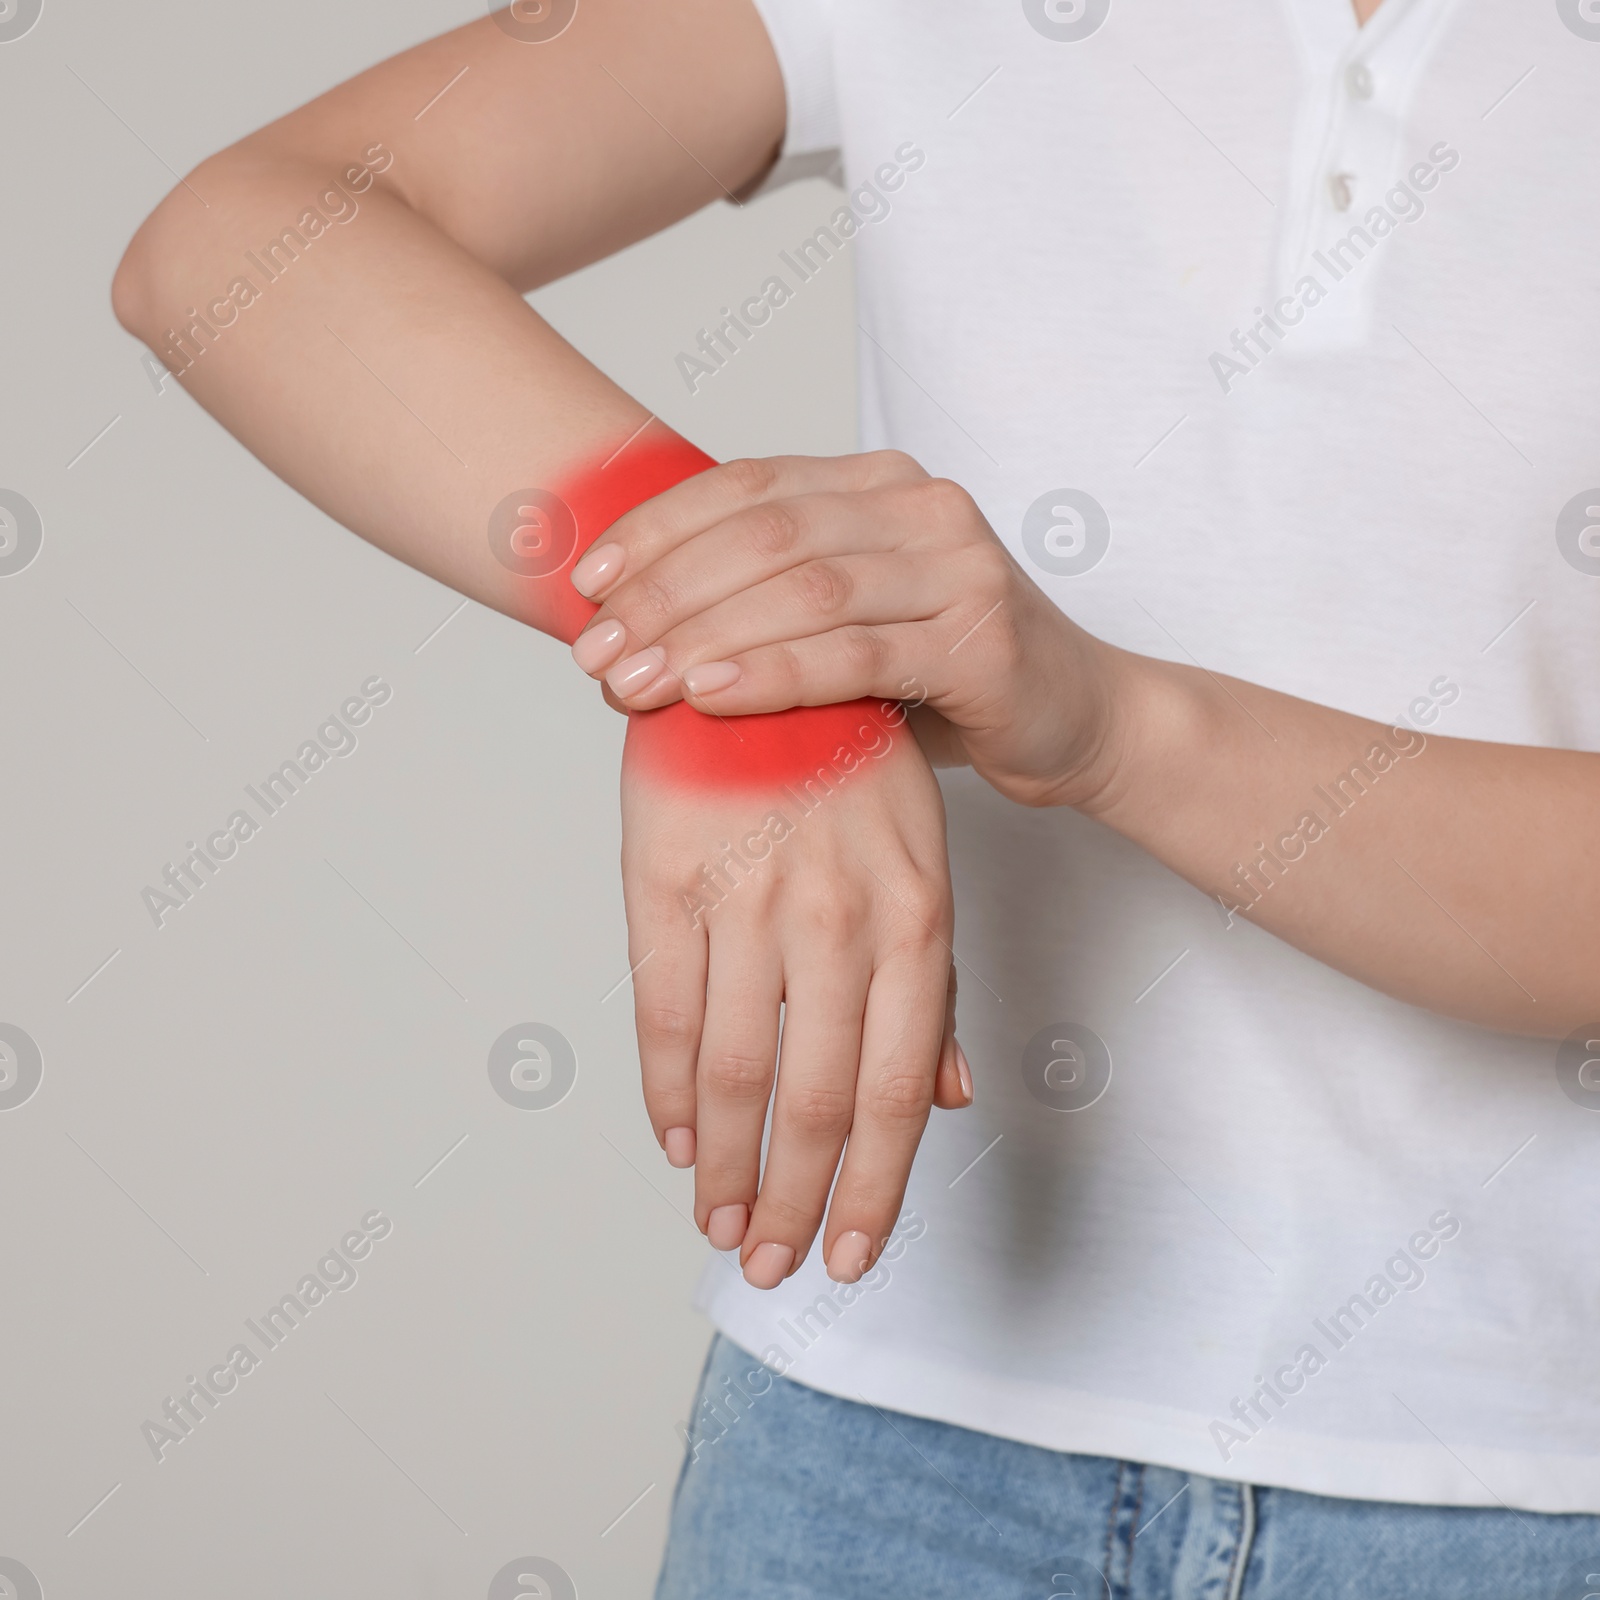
0, 2, 857, 1594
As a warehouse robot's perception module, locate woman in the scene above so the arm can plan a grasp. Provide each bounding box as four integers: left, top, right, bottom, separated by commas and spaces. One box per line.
114, 0, 1600, 1593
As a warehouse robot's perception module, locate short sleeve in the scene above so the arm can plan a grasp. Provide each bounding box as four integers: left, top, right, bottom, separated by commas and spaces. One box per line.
744, 0, 843, 192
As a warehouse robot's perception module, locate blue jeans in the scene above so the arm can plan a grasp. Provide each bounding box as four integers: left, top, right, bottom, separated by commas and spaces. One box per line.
656, 1335, 1600, 1599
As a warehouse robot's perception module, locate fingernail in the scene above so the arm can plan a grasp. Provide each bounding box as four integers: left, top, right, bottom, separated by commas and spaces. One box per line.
570, 618, 627, 674
707, 1203, 749, 1251
682, 660, 741, 697
955, 1043, 973, 1105
606, 647, 670, 697
826, 1230, 872, 1284
743, 1241, 795, 1290
625, 671, 686, 711
571, 542, 624, 598
663, 1126, 696, 1168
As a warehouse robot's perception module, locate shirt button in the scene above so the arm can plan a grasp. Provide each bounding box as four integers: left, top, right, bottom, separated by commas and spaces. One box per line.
1329, 171, 1356, 211
1346, 61, 1375, 100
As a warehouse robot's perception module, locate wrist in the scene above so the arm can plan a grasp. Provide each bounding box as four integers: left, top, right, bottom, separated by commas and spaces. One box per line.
985, 606, 1143, 811
624, 696, 913, 795
508, 423, 716, 646
1064, 646, 1215, 828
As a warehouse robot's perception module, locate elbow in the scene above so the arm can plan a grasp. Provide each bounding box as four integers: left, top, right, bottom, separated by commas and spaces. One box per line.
110, 149, 233, 345
111, 224, 156, 342
111, 184, 189, 348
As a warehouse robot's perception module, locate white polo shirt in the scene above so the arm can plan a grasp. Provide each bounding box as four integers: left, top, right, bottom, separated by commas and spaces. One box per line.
696, 0, 1600, 1512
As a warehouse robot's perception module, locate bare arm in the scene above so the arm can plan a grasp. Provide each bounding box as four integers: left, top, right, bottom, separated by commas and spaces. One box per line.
112, 1, 784, 624
1086, 655, 1598, 1038
113, 5, 969, 1290
555, 455, 1600, 1040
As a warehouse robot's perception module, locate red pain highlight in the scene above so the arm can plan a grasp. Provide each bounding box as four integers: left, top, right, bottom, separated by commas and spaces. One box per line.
623, 696, 906, 795
506, 421, 902, 792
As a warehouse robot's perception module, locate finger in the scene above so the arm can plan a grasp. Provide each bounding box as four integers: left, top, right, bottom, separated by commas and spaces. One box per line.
931, 962, 971, 1111
652, 621, 941, 718
584, 478, 943, 664
739, 953, 872, 1287
621, 879, 708, 1168
608, 546, 954, 709
821, 928, 950, 1285
569, 451, 926, 602
693, 919, 784, 1254
573, 487, 931, 693
660, 557, 1014, 715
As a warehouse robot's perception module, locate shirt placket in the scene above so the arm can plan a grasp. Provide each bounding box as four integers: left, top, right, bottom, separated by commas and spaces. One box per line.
1271, 0, 1461, 353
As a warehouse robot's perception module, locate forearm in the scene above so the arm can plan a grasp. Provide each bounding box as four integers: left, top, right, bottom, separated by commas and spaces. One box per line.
1091, 650, 1600, 1037
114, 136, 899, 778
113, 0, 786, 644
114, 148, 645, 642
541, 459, 1597, 1034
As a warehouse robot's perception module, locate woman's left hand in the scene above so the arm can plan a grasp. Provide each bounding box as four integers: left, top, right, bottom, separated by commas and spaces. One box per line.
568, 451, 1131, 810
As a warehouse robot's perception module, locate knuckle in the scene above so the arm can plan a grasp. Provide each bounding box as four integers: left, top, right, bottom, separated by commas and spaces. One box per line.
743, 500, 803, 560
903, 880, 952, 928
883, 927, 942, 966
702, 1050, 774, 1102
866, 448, 926, 483
646, 1086, 695, 1125
628, 571, 680, 630
917, 476, 978, 529
837, 625, 888, 678
779, 1083, 855, 1140
865, 1065, 935, 1122
635, 1004, 699, 1052
794, 558, 852, 617
721, 455, 779, 501
966, 534, 1013, 593
767, 639, 808, 694
754, 1191, 822, 1234
885, 889, 950, 949
639, 871, 701, 917
794, 887, 870, 945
